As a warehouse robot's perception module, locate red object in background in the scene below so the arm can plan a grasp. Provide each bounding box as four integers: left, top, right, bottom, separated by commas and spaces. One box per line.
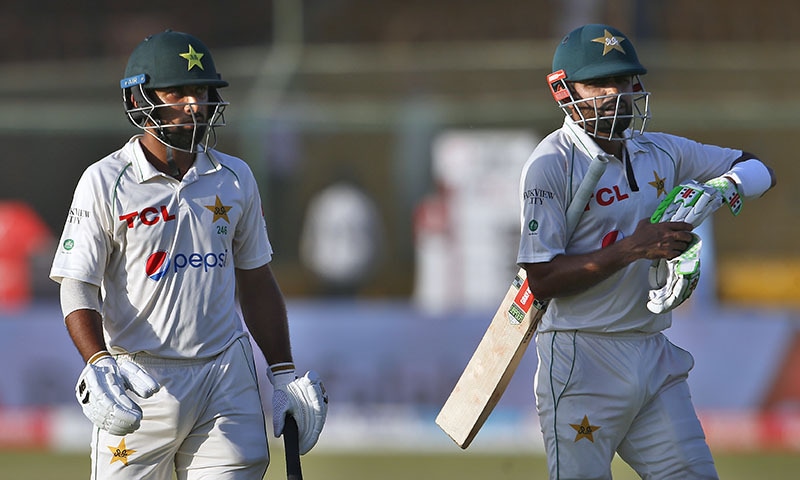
0, 201, 52, 309
763, 332, 800, 412
0, 407, 51, 448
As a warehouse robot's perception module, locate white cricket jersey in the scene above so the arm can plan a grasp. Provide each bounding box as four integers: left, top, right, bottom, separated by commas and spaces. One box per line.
517, 118, 741, 333
50, 136, 273, 358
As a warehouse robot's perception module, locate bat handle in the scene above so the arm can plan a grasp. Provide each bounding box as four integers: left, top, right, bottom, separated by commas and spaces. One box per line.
284, 414, 304, 480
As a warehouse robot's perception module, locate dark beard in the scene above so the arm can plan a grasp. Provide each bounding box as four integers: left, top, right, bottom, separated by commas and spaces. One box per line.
596, 113, 632, 136
162, 124, 207, 150
585, 101, 633, 136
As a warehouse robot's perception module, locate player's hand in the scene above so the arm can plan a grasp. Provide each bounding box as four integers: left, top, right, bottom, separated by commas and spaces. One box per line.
650, 178, 742, 227
268, 365, 328, 455
75, 351, 160, 436
628, 218, 694, 261
647, 233, 702, 314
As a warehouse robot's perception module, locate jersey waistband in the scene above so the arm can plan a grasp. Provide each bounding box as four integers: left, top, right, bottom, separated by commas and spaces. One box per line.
540, 329, 662, 341
114, 351, 217, 367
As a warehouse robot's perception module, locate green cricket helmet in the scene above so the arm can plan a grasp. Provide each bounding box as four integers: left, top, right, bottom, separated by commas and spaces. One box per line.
546, 24, 651, 140
120, 30, 228, 153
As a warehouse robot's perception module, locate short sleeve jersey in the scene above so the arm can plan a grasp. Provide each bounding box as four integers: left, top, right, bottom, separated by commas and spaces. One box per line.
50, 136, 273, 358
517, 119, 741, 333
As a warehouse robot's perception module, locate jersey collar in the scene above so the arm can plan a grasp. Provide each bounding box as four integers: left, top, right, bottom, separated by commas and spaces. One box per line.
625, 134, 649, 155
125, 136, 222, 183
562, 117, 614, 158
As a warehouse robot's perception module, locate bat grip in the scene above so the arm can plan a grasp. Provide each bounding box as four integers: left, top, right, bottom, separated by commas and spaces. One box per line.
284, 415, 303, 480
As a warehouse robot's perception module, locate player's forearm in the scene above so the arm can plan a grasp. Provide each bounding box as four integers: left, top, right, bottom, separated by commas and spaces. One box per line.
526, 217, 698, 299
245, 299, 293, 366
236, 264, 294, 365
523, 243, 634, 300
65, 309, 108, 363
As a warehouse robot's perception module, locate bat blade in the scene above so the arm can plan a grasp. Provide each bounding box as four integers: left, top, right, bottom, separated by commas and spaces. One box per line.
435, 154, 609, 449
435, 268, 544, 448
284, 415, 303, 480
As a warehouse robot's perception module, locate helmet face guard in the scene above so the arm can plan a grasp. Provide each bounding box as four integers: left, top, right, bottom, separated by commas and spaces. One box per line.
548, 24, 651, 140
122, 77, 228, 153
120, 30, 229, 153
547, 69, 650, 141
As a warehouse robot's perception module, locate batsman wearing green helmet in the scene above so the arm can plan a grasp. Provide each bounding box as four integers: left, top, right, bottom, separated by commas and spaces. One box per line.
516, 24, 775, 478
50, 30, 327, 479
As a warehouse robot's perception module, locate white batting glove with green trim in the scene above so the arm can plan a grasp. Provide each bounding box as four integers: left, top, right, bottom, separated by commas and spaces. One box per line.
647, 233, 703, 314
651, 177, 742, 227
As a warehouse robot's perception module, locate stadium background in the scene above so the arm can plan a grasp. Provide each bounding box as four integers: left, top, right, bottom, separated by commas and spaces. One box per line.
1, 0, 799, 477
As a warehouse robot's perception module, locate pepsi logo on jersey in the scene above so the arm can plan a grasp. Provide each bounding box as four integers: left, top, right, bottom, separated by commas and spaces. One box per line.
145, 249, 229, 281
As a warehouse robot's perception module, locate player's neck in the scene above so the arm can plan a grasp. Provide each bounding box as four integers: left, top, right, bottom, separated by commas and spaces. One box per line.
594, 137, 624, 159
139, 135, 196, 180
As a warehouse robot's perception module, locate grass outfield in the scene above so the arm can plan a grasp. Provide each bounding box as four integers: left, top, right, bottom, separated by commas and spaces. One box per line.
2, 448, 800, 479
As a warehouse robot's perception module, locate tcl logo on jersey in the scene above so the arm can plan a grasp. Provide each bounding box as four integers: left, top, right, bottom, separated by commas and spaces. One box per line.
120, 206, 175, 229
145, 249, 229, 281
595, 186, 629, 206
585, 185, 629, 211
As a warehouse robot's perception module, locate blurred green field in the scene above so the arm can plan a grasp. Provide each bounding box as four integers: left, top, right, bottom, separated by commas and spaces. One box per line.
3, 447, 800, 479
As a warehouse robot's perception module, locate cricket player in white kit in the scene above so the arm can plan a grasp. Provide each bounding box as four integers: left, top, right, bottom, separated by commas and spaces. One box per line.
518, 24, 776, 479
50, 30, 327, 480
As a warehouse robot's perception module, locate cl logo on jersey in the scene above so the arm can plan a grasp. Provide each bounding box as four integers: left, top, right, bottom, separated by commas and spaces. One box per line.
120, 206, 176, 229
145, 249, 229, 281
585, 185, 630, 211
595, 185, 629, 206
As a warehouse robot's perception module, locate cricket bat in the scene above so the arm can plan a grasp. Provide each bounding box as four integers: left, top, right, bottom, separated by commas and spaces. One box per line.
435, 153, 611, 448
284, 415, 303, 480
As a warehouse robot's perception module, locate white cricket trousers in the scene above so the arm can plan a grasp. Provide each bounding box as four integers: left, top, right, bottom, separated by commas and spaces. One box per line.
90, 336, 269, 480
534, 330, 718, 480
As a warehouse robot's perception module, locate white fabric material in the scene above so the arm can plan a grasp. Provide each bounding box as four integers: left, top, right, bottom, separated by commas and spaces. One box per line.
91, 339, 269, 480
517, 117, 742, 333
50, 136, 273, 358
535, 331, 717, 479
727, 159, 772, 198
268, 368, 328, 455
59, 277, 101, 318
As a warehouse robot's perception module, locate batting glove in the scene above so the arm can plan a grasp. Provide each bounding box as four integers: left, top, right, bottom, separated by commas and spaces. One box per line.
75, 351, 160, 436
647, 233, 702, 314
650, 177, 742, 228
268, 363, 328, 455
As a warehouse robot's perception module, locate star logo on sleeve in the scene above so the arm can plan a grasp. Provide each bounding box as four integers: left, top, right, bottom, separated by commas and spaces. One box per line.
179, 44, 205, 71
648, 171, 667, 197
570, 415, 601, 442
205, 195, 233, 223
108, 438, 136, 466
591, 29, 627, 55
